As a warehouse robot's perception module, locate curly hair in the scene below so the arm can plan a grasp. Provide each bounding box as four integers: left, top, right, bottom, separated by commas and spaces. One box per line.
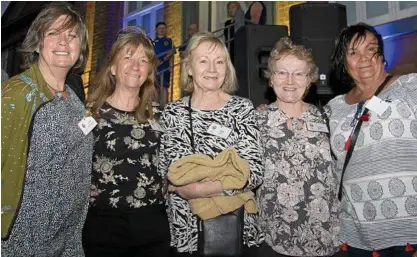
266, 37, 319, 84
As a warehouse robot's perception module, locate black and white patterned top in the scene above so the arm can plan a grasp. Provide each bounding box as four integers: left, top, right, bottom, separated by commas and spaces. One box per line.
159, 95, 265, 253
326, 73, 417, 250
256, 103, 340, 256
2, 87, 94, 256
89, 102, 164, 210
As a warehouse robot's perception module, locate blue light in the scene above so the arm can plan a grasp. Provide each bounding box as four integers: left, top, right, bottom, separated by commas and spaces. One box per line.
374, 15, 417, 71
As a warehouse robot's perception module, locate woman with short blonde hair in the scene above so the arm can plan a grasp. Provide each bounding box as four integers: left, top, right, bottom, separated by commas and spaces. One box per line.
180, 32, 238, 94
160, 32, 264, 257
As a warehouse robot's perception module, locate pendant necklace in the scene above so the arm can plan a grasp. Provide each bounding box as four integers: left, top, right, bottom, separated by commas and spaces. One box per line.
47, 83, 67, 98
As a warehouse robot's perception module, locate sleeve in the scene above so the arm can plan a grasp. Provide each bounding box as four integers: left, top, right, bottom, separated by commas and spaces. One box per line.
1, 85, 25, 171
157, 106, 170, 192
402, 73, 417, 115
223, 101, 265, 196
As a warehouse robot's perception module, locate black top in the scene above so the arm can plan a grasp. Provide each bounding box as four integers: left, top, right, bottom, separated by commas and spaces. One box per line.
66, 73, 85, 103
245, 1, 267, 25
89, 102, 164, 210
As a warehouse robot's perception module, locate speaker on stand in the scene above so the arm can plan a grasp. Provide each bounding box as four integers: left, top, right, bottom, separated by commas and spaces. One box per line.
290, 3, 347, 105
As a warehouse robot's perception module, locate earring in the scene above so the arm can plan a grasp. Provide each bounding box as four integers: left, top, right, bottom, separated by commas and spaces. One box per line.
383, 60, 388, 68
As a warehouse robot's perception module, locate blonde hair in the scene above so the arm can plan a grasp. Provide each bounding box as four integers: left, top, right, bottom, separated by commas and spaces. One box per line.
180, 32, 237, 94
20, 2, 88, 73
87, 29, 156, 123
266, 37, 319, 85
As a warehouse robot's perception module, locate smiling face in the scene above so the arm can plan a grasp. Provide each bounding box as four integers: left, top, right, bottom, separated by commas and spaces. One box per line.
38, 15, 81, 71
271, 55, 310, 104
111, 44, 150, 92
345, 32, 385, 85
187, 41, 227, 93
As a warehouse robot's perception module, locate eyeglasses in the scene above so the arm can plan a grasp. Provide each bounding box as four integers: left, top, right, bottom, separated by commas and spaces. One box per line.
273, 70, 308, 81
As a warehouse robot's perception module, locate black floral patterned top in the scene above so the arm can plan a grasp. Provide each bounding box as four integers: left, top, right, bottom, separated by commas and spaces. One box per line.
89, 102, 164, 210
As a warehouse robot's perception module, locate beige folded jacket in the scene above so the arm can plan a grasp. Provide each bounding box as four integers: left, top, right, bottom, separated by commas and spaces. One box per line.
167, 148, 257, 220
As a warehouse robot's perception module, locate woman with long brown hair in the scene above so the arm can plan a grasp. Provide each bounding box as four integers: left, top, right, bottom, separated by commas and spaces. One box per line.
82, 27, 170, 257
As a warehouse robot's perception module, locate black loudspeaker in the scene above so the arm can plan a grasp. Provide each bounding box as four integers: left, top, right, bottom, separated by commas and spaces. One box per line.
234, 24, 288, 107
290, 3, 347, 104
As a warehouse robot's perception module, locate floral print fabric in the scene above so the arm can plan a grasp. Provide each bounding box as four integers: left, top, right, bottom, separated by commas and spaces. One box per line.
256, 103, 340, 256
89, 102, 164, 210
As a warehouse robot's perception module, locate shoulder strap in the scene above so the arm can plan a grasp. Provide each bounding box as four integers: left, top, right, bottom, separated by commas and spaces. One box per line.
317, 106, 336, 161
338, 75, 392, 200
188, 96, 195, 154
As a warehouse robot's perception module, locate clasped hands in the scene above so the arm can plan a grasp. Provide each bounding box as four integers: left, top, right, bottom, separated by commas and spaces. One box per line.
167, 180, 223, 200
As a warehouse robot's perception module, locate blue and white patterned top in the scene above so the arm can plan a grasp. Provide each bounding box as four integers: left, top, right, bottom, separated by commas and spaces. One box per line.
326, 73, 417, 250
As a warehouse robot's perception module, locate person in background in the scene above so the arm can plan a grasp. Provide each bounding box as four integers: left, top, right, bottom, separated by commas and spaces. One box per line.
245, 1, 266, 25
224, 1, 243, 64
1, 2, 92, 256
327, 22, 417, 257
82, 28, 170, 257
179, 23, 199, 59
159, 32, 264, 257
256, 37, 340, 257
154, 21, 175, 105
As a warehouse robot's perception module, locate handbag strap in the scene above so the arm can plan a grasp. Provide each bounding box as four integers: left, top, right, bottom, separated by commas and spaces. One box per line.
338, 75, 392, 200
188, 96, 196, 154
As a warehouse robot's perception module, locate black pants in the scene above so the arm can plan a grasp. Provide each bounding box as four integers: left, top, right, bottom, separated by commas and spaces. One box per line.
82, 205, 170, 257
170, 245, 259, 257
341, 245, 417, 257
258, 243, 341, 257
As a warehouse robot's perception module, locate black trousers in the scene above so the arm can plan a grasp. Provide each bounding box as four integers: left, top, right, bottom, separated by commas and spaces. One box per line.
82, 205, 170, 257
170, 245, 259, 257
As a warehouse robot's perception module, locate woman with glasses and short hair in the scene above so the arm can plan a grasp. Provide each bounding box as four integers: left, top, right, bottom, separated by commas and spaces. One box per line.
256, 37, 340, 257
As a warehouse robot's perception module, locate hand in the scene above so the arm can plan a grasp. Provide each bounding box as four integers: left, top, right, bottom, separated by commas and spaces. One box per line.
157, 59, 163, 66
90, 184, 100, 197
168, 181, 222, 200
168, 183, 201, 200
256, 104, 266, 112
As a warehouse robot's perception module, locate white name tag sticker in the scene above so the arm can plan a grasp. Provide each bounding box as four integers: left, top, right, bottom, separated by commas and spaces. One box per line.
148, 119, 164, 132
365, 96, 390, 116
78, 116, 97, 135
207, 122, 232, 139
306, 121, 329, 133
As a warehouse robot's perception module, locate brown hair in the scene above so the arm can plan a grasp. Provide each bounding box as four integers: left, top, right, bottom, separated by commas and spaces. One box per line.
20, 2, 88, 73
180, 32, 237, 94
87, 30, 157, 123
227, 1, 242, 17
